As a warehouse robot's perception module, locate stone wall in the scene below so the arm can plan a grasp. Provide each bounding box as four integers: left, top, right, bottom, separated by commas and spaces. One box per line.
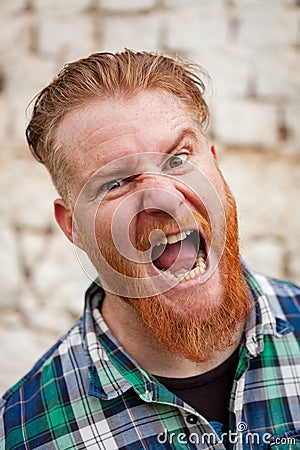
0, 0, 299, 393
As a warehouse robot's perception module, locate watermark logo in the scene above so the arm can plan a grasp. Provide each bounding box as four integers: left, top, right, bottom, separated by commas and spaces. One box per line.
157, 423, 297, 447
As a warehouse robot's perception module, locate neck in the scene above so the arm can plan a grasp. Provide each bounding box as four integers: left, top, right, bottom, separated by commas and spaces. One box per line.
101, 292, 243, 378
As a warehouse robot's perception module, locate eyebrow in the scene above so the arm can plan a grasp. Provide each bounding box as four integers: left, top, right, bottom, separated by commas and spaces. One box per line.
164, 128, 198, 155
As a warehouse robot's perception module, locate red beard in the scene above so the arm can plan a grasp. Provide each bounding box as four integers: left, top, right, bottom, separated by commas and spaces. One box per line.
93, 180, 252, 363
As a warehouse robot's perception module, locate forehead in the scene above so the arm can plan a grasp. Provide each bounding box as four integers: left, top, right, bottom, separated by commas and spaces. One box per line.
55, 89, 199, 180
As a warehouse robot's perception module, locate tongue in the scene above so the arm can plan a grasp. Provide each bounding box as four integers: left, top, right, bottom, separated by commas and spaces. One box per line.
154, 239, 197, 272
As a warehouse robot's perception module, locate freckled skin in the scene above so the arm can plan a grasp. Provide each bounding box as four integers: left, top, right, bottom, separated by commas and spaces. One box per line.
56, 89, 227, 308
54, 89, 249, 375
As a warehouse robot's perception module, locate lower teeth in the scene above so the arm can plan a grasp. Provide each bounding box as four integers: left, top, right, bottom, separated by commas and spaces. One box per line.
161, 256, 206, 282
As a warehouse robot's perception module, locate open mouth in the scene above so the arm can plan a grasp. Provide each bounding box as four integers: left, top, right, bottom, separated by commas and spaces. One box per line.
151, 230, 208, 283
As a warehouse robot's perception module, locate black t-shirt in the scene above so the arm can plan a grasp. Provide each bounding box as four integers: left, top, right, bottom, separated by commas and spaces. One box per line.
155, 347, 239, 437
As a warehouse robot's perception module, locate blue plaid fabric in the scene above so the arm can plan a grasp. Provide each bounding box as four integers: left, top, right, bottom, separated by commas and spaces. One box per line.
1, 265, 299, 449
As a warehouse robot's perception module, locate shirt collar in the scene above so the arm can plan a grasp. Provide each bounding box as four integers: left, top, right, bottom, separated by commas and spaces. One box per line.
242, 263, 294, 357
83, 265, 294, 399
83, 280, 154, 401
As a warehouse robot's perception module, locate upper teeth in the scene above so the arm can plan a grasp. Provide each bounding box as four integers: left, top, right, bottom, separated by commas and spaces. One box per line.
153, 230, 193, 247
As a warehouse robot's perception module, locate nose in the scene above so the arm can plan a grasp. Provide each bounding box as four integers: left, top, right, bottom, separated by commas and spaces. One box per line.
140, 174, 186, 219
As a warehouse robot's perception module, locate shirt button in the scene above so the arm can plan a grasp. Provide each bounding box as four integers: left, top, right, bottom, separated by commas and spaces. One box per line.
186, 414, 198, 425
144, 389, 153, 401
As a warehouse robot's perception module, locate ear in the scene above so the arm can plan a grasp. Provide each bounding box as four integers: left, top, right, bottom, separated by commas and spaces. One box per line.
54, 198, 84, 249
210, 143, 217, 161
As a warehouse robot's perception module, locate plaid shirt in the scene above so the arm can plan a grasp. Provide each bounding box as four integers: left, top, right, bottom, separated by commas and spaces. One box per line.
1, 266, 299, 450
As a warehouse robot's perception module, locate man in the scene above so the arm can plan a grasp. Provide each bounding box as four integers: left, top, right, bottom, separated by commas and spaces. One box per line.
0, 50, 299, 449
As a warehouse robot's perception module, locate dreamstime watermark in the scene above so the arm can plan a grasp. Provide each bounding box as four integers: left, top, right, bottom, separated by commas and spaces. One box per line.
72, 152, 227, 297
157, 423, 297, 447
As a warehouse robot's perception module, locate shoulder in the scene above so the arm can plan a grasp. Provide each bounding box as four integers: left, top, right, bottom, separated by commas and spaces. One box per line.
0, 318, 89, 436
254, 272, 300, 311
254, 272, 300, 337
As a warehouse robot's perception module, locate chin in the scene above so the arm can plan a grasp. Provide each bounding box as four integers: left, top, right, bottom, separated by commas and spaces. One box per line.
160, 265, 225, 321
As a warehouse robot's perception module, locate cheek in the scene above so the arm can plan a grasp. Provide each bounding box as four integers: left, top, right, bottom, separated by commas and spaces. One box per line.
197, 158, 227, 203
177, 165, 225, 217
94, 206, 114, 242
108, 195, 141, 239
209, 170, 227, 201
94, 199, 139, 255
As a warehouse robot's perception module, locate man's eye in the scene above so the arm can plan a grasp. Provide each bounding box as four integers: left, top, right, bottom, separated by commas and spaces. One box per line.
100, 179, 125, 192
163, 153, 188, 170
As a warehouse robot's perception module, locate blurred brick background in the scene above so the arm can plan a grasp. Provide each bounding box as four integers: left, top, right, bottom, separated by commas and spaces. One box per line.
0, 0, 299, 392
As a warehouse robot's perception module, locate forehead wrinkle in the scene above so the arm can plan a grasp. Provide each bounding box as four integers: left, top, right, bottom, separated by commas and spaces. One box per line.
57, 91, 191, 157
83, 124, 200, 180
76, 114, 144, 151
78, 119, 185, 166
57, 103, 141, 153
81, 129, 140, 159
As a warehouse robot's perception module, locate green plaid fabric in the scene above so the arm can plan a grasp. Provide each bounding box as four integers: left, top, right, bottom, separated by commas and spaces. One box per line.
1, 265, 299, 449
